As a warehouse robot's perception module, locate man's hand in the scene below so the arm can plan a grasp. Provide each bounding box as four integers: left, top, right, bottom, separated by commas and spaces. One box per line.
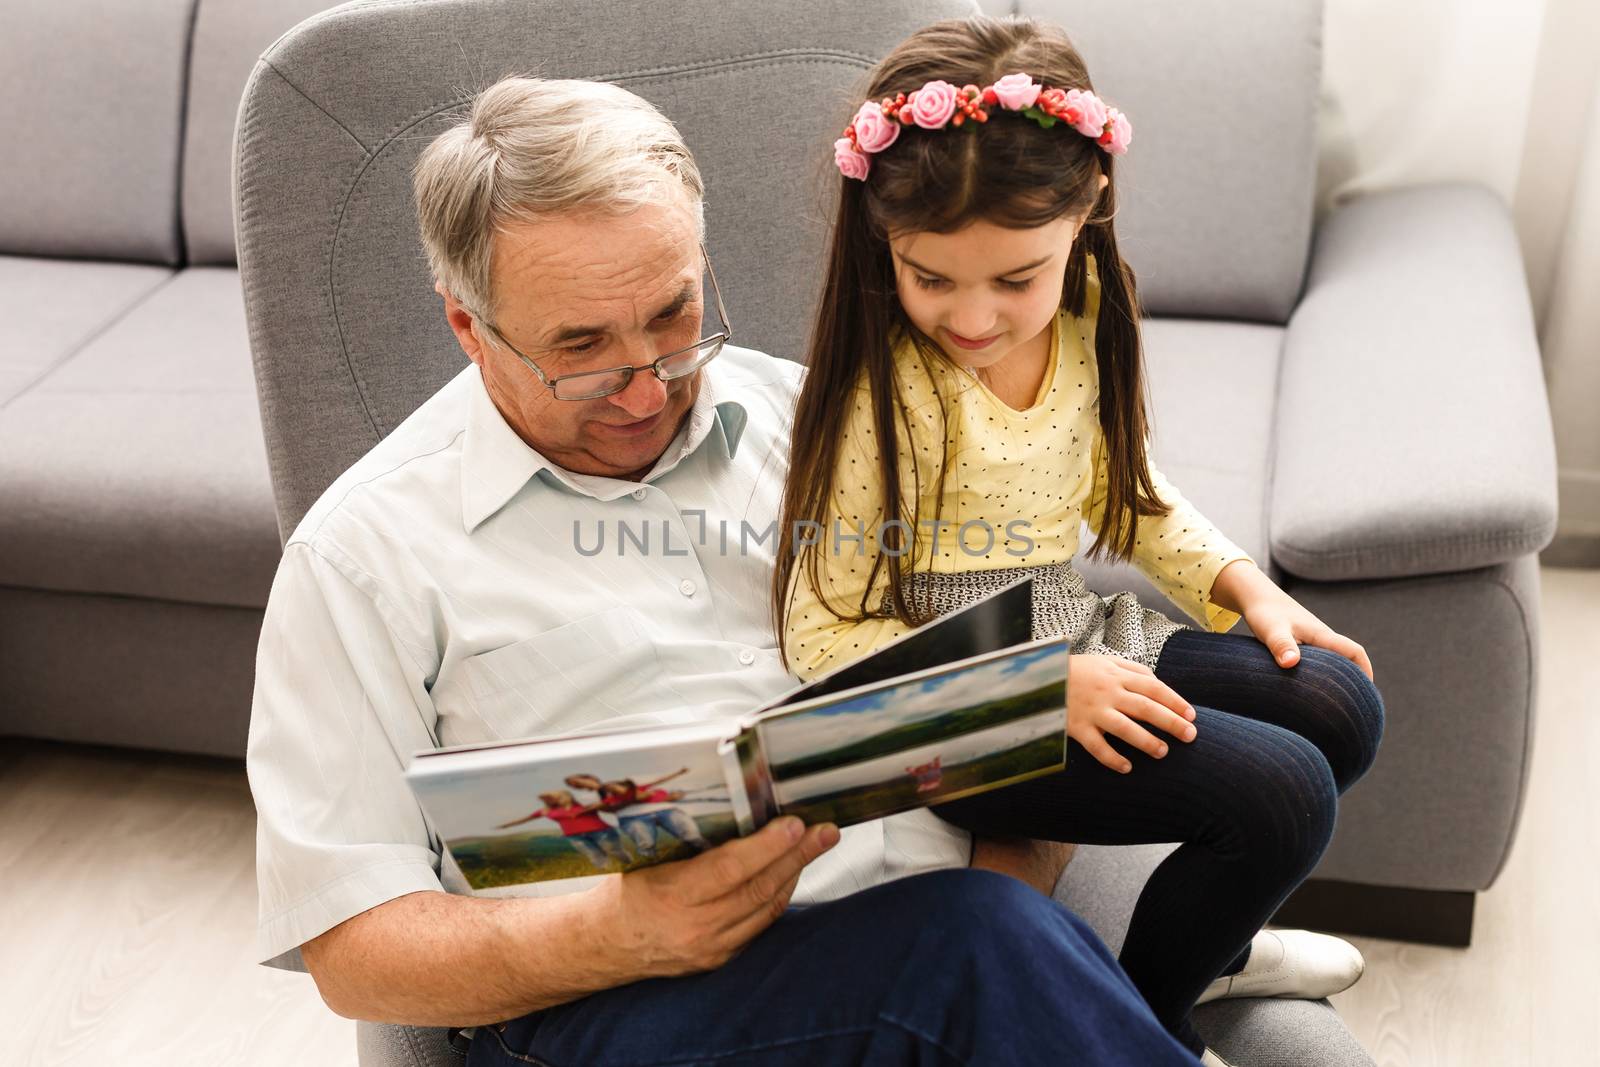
303, 816, 838, 1025
970, 836, 1076, 896
594, 815, 839, 978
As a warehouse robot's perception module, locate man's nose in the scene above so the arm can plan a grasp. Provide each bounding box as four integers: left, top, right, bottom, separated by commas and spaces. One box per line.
608, 364, 669, 419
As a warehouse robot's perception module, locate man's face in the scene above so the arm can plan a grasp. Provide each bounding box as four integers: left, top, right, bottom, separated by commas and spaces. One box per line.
443, 197, 705, 480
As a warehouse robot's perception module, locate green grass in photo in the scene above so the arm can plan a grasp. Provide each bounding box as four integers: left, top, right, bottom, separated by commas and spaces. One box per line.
778, 734, 1065, 828
768, 681, 1063, 779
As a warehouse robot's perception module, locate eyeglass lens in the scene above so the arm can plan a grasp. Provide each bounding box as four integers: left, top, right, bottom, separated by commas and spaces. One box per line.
550, 337, 725, 400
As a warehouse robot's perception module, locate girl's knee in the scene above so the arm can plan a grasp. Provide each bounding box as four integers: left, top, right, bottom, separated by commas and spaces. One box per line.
1212, 734, 1338, 874
1293, 646, 1386, 784
1275, 739, 1339, 869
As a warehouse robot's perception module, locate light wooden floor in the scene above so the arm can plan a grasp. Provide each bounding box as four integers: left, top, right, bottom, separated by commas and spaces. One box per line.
1327, 565, 1600, 1065
1, 567, 1596, 1066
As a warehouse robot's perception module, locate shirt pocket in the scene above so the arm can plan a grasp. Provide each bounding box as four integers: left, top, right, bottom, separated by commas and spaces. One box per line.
447, 606, 677, 737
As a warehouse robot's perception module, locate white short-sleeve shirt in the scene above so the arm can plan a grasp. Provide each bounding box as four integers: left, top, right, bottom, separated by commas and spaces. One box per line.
247, 347, 972, 971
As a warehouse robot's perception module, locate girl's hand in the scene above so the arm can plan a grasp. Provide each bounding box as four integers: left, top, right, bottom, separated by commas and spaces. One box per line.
1067, 654, 1197, 775
1239, 587, 1375, 682
1211, 559, 1375, 681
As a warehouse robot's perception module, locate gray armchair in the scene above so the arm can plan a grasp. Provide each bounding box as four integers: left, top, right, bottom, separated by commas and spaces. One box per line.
233, 0, 1558, 1062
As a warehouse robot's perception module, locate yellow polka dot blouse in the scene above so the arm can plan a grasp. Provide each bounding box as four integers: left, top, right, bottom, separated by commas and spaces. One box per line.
783, 267, 1255, 680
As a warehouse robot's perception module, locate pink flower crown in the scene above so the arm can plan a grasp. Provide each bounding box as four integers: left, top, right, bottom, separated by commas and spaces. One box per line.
834, 72, 1131, 181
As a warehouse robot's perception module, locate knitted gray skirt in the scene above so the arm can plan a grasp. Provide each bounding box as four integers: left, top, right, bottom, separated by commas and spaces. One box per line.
904, 560, 1191, 671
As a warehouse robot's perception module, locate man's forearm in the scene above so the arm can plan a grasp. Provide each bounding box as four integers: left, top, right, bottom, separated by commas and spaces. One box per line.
304, 886, 633, 1026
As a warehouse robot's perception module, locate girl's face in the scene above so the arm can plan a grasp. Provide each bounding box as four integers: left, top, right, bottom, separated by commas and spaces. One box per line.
887, 186, 1102, 371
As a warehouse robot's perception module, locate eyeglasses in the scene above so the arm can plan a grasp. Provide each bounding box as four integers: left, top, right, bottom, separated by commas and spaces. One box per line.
477, 246, 732, 401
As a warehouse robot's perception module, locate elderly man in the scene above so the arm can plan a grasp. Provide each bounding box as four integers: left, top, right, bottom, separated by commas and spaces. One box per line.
246, 77, 1195, 1066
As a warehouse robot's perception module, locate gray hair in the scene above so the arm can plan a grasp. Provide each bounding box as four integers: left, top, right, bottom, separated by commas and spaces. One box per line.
413, 76, 705, 319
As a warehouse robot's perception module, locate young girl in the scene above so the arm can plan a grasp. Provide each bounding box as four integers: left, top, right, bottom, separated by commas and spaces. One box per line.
773, 16, 1386, 1063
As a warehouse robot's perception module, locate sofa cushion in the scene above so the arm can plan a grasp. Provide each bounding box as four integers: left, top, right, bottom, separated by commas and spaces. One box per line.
0, 267, 280, 608
1015, 0, 1321, 323
0, 0, 193, 263
182, 0, 344, 264
1074, 317, 1282, 627
0, 256, 173, 407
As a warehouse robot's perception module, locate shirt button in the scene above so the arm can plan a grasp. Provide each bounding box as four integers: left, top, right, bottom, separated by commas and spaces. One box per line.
738, 648, 756, 666
678, 579, 696, 597
631, 488, 647, 501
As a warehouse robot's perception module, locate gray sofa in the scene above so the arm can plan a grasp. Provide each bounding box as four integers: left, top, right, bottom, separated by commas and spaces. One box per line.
0, 0, 1557, 1060
0, 0, 334, 757
1, 0, 1551, 941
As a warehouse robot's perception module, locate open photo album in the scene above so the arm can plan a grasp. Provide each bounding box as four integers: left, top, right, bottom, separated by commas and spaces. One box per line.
404, 577, 1069, 890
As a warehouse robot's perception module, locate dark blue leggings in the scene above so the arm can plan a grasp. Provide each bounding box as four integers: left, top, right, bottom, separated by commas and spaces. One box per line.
934, 628, 1386, 1054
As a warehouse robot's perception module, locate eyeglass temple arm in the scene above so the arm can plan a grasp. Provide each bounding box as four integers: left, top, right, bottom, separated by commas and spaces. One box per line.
701, 243, 732, 343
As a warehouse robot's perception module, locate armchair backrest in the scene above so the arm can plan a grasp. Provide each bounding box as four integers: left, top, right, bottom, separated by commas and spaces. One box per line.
236, 0, 975, 538
184, 0, 340, 264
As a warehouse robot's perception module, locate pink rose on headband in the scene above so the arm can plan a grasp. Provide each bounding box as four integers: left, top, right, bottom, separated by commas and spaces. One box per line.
1063, 88, 1108, 139
907, 80, 959, 128
1102, 107, 1132, 155
990, 73, 1041, 110
851, 102, 900, 154
834, 138, 870, 180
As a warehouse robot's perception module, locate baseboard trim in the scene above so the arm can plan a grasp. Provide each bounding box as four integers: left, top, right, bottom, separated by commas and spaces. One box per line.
1271, 879, 1476, 947
1541, 534, 1600, 569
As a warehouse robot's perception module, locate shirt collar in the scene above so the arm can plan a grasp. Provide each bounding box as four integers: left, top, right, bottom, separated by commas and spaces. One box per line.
459, 363, 749, 533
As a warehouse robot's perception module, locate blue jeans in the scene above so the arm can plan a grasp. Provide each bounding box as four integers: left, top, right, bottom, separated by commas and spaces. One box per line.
466, 869, 1197, 1066
935, 628, 1386, 1054
618, 808, 709, 856
565, 828, 630, 869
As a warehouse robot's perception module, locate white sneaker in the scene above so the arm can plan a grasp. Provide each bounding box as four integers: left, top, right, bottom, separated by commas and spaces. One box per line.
1200, 1049, 1237, 1066
1196, 929, 1365, 1005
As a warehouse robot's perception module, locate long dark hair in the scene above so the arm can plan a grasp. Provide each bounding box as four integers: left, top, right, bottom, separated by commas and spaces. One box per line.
773, 15, 1172, 662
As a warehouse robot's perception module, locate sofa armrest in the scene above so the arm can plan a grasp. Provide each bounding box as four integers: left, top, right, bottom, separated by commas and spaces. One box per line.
1270, 183, 1558, 582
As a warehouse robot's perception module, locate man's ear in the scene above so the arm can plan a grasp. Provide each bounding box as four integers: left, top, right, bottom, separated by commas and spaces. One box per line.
438, 284, 489, 367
